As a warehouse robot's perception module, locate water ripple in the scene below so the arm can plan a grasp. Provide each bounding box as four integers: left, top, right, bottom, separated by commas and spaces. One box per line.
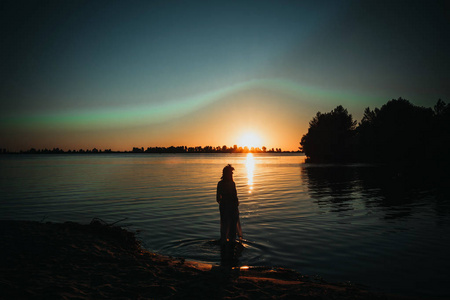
1, 154, 449, 297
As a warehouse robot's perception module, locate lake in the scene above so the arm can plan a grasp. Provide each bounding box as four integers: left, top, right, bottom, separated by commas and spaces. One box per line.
1, 153, 449, 297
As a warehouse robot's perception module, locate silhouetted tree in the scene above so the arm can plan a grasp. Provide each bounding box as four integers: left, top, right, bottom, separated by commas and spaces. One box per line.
301, 97, 449, 167
356, 98, 433, 163
300, 105, 357, 162
430, 99, 450, 167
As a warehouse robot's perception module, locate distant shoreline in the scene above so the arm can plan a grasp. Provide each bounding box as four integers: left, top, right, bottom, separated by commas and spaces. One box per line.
0, 149, 302, 155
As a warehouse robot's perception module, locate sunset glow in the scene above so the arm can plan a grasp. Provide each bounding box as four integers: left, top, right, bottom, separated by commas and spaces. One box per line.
245, 153, 255, 193
238, 132, 262, 149
0, 1, 447, 152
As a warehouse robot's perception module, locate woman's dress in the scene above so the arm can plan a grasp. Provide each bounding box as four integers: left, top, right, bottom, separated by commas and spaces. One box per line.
217, 180, 242, 242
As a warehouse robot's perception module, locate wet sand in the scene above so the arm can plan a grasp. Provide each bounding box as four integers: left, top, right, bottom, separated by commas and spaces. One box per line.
0, 220, 415, 299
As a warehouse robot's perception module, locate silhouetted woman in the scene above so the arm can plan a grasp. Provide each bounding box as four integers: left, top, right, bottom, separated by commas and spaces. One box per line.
217, 164, 242, 244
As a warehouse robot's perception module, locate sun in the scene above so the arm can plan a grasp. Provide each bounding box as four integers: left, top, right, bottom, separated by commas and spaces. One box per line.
238, 132, 262, 148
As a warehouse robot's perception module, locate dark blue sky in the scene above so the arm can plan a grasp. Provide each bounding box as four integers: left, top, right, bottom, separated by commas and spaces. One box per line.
1, 0, 449, 150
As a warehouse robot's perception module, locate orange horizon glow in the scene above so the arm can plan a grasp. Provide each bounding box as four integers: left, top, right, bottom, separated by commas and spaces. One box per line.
1, 85, 313, 152
237, 131, 263, 149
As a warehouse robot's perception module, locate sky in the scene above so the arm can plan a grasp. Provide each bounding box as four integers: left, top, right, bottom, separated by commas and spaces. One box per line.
1, 0, 449, 151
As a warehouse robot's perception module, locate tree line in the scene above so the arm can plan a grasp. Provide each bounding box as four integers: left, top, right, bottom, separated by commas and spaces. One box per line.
300, 98, 450, 165
5, 145, 288, 154
132, 145, 284, 153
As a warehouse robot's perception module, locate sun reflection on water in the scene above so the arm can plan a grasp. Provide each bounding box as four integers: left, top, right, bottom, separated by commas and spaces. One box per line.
245, 153, 255, 193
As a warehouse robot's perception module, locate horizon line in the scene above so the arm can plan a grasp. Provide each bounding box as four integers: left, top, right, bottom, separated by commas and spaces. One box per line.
1, 145, 302, 154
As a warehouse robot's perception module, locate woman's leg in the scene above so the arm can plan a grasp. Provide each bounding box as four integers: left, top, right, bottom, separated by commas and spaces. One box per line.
220, 207, 227, 243
237, 219, 243, 240
227, 210, 238, 243
236, 208, 243, 240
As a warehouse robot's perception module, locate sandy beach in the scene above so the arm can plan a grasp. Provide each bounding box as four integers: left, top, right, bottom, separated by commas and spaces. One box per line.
0, 220, 416, 299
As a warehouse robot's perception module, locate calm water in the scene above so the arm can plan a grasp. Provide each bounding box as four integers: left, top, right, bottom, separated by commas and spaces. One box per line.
1, 153, 449, 297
